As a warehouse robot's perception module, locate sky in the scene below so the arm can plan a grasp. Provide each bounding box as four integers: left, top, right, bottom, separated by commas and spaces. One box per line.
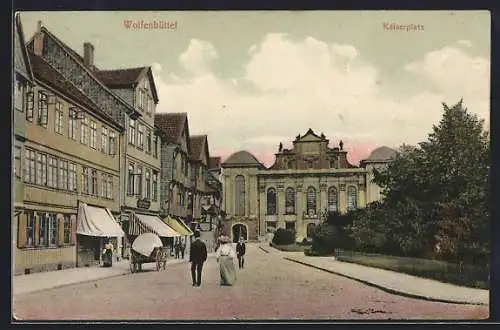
19, 11, 490, 167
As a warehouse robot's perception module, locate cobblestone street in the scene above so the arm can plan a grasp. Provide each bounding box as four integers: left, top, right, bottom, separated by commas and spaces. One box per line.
13, 244, 488, 321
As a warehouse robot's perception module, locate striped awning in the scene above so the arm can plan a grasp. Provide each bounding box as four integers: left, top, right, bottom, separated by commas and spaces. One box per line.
129, 213, 181, 238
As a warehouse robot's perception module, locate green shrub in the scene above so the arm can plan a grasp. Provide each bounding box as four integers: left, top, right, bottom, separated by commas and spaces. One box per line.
272, 228, 296, 245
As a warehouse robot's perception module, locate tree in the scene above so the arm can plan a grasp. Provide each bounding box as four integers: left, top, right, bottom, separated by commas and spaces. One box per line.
368, 99, 489, 261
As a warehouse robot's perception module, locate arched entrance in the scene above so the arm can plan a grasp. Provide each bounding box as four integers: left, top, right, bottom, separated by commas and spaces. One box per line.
306, 223, 316, 238
232, 223, 248, 243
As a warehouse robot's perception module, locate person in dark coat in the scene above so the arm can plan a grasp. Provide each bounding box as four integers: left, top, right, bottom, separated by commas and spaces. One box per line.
189, 230, 208, 287
236, 237, 246, 269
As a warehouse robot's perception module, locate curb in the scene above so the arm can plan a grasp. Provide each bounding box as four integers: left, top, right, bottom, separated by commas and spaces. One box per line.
283, 257, 488, 306
13, 257, 205, 296
13, 270, 130, 296
259, 246, 270, 253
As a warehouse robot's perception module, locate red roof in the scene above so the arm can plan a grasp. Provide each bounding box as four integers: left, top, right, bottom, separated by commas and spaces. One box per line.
94, 67, 146, 87
154, 112, 187, 143
28, 50, 122, 130
189, 135, 207, 161
209, 157, 221, 169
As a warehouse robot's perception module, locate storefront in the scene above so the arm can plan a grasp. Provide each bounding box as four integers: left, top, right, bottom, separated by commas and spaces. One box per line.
76, 201, 125, 267
127, 212, 182, 256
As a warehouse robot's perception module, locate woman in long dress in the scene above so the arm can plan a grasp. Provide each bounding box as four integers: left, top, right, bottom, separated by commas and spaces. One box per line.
216, 236, 237, 286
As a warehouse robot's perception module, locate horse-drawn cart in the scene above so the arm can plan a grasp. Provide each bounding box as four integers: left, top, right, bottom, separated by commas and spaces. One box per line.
129, 232, 168, 273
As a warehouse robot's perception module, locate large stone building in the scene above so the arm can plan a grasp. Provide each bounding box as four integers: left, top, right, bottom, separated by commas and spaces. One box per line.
221, 129, 397, 243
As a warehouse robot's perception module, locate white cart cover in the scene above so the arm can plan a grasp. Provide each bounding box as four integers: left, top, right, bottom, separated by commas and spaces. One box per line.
132, 232, 163, 257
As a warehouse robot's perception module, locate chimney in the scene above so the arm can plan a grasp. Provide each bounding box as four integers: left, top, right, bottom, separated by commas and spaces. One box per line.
83, 42, 94, 68
33, 20, 44, 56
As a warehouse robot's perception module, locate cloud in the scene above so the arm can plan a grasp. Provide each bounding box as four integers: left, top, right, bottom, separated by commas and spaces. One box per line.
154, 34, 490, 167
179, 39, 218, 75
457, 39, 472, 48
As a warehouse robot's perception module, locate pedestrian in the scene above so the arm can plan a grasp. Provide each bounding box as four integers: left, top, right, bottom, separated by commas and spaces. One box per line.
175, 240, 180, 259
189, 230, 208, 287
216, 235, 237, 286
181, 240, 186, 259
236, 236, 246, 269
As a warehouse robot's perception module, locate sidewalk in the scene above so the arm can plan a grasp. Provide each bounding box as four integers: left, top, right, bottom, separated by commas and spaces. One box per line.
13, 253, 216, 296
260, 245, 489, 306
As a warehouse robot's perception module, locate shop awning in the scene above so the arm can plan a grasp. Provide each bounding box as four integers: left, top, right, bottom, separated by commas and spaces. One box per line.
76, 202, 125, 237
129, 213, 181, 238
164, 217, 193, 236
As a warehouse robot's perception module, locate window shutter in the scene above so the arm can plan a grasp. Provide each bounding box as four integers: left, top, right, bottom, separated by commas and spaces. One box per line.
17, 214, 27, 249
34, 213, 40, 246
58, 213, 64, 246
71, 215, 77, 244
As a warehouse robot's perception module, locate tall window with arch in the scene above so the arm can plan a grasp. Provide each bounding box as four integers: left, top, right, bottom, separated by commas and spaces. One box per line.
235, 175, 246, 216
285, 187, 295, 214
266, 188, 277, 215
347, 186, 358, 211
328, 186, 338, 212
306, 187, 316, 216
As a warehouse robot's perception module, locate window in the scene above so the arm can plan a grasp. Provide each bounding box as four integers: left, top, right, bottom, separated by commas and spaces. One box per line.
266, 188, 277, 215
107, 175, 113, 199
101, 173, 108, 198
139, 89, 145, 109
235, 175, 245, 216
285, 222, 296, 231
55, 102, 64, 134
306, 223, 316, 238
306, 187, 316, 216
89, 121, 97, 149
128, 163, 135, 195
48, 214, 58, 246
47, 156, 58, 188
135, 166, 142, 196
137, 124, 144, 149
14, 146, 21, 179
347, 186, 357, 211
80, 116, 88, 145
148, 96, 154, 114
145, 94, 148, 113
26, 213, 35, 247
15, 77, 25, 111
153, 135, 158, 158
24, 149, 35, 183
26, 86, 34, 121
129, 119, 136, 145
68, 163, 77, 191
82, 167, 90, 194
39, 214, 48, 246
146, 129, 152, 153
152, 171, 158, 201
63, 215, 71, 244
101, 127, 108, 153
145, 169, 151, 199
36, 153, 47, 186
58, 160, 68, 190
285, 187, 296, 214
91, 169, 98, 195
68, 108, 77, 140
37, 91, 48, 127
328, 187, 338, 212
109, 131, 117, 156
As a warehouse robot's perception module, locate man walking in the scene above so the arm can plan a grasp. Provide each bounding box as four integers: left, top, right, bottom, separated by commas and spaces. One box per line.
189, 230, 207, 287
236, 237, 246, 269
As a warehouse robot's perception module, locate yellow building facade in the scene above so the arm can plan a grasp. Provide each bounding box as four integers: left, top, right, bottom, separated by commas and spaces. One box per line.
221, 129, 397, 242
